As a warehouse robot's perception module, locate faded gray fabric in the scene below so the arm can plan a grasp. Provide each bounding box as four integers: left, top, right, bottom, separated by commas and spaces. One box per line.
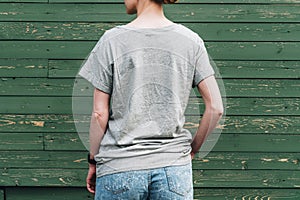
79, 23, 214, 177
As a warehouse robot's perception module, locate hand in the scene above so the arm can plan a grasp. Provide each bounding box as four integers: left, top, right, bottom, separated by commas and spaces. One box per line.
86, 164, 97, 194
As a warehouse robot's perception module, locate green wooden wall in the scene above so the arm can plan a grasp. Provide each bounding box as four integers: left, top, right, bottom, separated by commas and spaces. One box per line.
0, 0, 300, 199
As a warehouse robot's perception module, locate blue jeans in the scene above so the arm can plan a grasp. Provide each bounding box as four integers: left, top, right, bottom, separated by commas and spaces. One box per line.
95, 163, 193, 200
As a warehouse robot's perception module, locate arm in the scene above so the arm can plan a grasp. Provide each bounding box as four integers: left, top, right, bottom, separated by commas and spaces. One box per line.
191, 75, 224, 159
87, 88, 110, 194
89, 88, 110, 156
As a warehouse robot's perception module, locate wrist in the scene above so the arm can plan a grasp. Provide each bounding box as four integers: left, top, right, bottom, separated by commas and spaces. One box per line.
88, 153, 97, 165
89, 163, 97, 169
190, 151, 195, 159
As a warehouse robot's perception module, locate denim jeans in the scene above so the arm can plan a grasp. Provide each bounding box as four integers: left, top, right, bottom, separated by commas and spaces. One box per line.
95, 162, 193, 200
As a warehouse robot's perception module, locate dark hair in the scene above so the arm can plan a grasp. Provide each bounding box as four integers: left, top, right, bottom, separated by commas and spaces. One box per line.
152, 0, 178, 4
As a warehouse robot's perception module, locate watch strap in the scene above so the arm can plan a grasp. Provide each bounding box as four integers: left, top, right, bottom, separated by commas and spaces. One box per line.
88, 153, 97, 165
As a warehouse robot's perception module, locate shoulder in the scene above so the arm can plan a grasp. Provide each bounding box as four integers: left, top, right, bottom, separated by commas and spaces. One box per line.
92, 26, 126, 51
172, 23, 204, 45
99, 26, 127, 42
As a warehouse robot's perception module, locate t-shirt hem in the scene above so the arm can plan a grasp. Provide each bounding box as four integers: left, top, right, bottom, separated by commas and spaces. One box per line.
193, 72, 215, 88
96, 155, 191, 178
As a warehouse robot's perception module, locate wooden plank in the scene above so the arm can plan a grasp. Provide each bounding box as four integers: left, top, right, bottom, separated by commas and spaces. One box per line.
1, 96, 299, 116
179, 0, 300, 2
0, 4, 131, 22
0, 97, 84, 114
193, 188, 300, 200
6, 187, 93, 200
49, 60, 82, 78
215, 79, 300, 98
44, 133, 86, 151
49, 0, 300, 3
0, 59, 298, 79
0, 151, 299, 171
186, 115, 300, 134
1, 114, 299, 134
187, 97, 300, 116
2, 168, 299, 188
0, 151, 88, 169
0, 41, 94, 59
205, 42, 300, 61
0, 78, 76, 96
192, 170, 300, 188
3, 185, 300, 200
0, 114, 83, 133
2, 22, 300, 42
0, 168, 86, 187
44, 132, 300, 152
213, 134, 300, 152
49, 60, 300, 79
1, 41, 300, 60
0, 59, 48, 78
215, 60, 300, 79
0, 96, 93, 114
193, 23, 300, 42
0, 0, 47, 2
190, 114, 300, 135
4, 188, 300, 200
0, 22, 117, 41
1, 151, 299, 170
192, 152, 300, 170
1, 78, 299, 97
1, 4, 300, 22
0, 133, 43, 150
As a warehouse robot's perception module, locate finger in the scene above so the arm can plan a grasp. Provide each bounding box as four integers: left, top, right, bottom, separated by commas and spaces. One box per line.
87, 183, 95, 194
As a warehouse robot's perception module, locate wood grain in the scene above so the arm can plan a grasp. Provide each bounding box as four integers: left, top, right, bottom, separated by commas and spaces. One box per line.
1, 4, 300, 22
193, 188, 300, 200
1, 114, 299, 134
48, 60, 300, 78
1, 41, 300, 60
1, 78, 299, 97
1, 22, 300, 41
6, 187, 93, 200
0, 96, 299, 116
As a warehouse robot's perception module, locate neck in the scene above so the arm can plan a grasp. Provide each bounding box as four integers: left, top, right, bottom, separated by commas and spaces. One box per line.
129, 2, 172, 28
136, 1, 164, 17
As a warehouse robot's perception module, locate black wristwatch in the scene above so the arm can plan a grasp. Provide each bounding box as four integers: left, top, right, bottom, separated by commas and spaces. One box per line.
88, 153, 97, 165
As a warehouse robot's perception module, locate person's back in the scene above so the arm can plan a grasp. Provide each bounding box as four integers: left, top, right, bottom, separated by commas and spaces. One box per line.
80, 23, 215, 177
82, 0, 224, 199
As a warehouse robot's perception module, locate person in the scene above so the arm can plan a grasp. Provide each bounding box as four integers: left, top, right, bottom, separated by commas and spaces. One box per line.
79, 0, 224, 199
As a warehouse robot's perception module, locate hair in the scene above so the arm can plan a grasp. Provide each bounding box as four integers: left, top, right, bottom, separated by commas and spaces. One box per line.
152, 0, 178, 4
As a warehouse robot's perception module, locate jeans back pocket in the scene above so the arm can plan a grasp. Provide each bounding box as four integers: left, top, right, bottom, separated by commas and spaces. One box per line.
164, 164, 193, 197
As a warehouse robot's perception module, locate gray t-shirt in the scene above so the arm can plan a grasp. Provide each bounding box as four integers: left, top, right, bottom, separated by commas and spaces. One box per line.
79, 23, 214, 177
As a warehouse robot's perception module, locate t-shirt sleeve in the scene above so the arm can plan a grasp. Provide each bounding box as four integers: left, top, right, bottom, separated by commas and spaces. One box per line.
192, 37, 215, 87
78, 35, 113, 94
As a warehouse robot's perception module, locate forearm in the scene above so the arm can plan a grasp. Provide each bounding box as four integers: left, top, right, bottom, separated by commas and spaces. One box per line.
89, 111, 109, 157
191, 106, 223, 155
86, 95, 109, 194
